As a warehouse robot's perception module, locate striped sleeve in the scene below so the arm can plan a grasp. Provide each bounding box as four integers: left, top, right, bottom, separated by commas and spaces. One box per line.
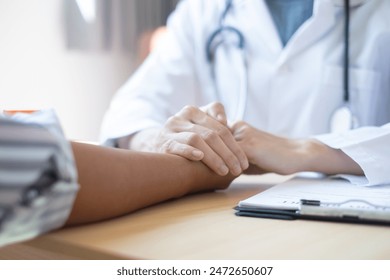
0, 110, 79, 247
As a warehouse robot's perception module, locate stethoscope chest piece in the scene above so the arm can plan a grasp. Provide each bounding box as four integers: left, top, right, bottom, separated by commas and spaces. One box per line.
330, 105, 357, 133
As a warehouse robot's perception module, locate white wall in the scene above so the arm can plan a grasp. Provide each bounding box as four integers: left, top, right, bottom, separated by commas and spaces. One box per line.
0, 0, 134, 141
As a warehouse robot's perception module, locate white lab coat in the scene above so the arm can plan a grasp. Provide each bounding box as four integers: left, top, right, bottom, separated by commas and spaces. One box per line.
101, 0, 390, 186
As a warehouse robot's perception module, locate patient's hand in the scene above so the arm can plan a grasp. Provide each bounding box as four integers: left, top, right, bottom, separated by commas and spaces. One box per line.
230, 121, 364, 176
231, 121, 308, 175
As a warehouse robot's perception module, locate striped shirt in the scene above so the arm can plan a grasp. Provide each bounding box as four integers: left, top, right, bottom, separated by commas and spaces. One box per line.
0, 110, 78, 247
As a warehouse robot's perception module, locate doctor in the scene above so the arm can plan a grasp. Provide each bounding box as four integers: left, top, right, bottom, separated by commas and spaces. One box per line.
101, 0, 390, 185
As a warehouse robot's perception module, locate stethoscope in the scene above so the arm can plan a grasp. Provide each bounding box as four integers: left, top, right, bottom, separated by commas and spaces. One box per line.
206, 0, 247, 122
206, 0, 357, 133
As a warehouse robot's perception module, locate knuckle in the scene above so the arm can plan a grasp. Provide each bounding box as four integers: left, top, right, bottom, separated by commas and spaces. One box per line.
216, 125, 230, 137
211, 101, 224, 110
186, 133, 201, 146
202, 130, 218, 142
224, 154, 237, 166
160, 139, 176, 154
165, 115, 178, 126
181, 105, 198, 117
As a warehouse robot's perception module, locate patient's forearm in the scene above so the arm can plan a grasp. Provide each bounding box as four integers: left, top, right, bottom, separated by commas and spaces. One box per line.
66, 142, 234, 226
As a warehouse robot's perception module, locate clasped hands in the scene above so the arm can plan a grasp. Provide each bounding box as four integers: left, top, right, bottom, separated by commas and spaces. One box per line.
152, 102, 311, 176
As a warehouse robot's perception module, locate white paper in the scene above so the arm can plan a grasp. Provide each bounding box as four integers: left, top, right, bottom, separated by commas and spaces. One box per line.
238, 177, 390, 212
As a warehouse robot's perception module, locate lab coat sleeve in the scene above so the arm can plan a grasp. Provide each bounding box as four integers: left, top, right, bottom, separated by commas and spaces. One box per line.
100, 0, 204, 146
314, 123, 390, 186
0, 110, 78, 247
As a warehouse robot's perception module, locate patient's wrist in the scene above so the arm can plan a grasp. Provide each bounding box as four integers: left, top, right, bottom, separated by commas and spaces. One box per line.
282, 138, 317, 174
296, 139, 325, 173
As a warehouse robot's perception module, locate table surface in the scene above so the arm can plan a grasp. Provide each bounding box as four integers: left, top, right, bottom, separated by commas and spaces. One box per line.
10, 174, 390, 259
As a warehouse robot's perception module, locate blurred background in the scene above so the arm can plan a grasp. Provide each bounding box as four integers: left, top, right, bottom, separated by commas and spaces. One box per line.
0, 0, 178, 141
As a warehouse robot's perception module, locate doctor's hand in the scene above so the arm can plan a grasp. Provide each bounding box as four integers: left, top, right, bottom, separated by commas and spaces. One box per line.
152, 102, 249, 176
231, 121, 364, 176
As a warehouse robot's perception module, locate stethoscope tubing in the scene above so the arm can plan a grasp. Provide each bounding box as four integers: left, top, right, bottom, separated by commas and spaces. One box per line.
344, 0, 350, 104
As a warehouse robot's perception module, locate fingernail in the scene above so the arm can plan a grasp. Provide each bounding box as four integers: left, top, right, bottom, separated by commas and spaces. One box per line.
219, 165, 229, 175
192, 150, 203, 158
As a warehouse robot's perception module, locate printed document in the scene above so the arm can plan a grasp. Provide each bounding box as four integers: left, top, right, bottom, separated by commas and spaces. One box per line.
238, 177, 390, 212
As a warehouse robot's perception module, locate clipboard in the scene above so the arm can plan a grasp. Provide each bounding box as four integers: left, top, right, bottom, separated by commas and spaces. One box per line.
235, 177, 390, 226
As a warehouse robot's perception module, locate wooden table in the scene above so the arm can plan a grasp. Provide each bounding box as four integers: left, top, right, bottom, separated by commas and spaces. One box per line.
1, 174, 390, 259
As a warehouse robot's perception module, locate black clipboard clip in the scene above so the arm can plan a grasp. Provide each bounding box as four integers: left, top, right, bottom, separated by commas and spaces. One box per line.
235, 199, 390, 226
299, 199, 390, 223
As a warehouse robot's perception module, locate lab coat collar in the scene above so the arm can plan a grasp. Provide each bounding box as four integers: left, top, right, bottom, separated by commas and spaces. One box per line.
227, 0, 369, 63
280, 0, 370, 62
277, 0, 337, 64
228, 0, 338, 59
